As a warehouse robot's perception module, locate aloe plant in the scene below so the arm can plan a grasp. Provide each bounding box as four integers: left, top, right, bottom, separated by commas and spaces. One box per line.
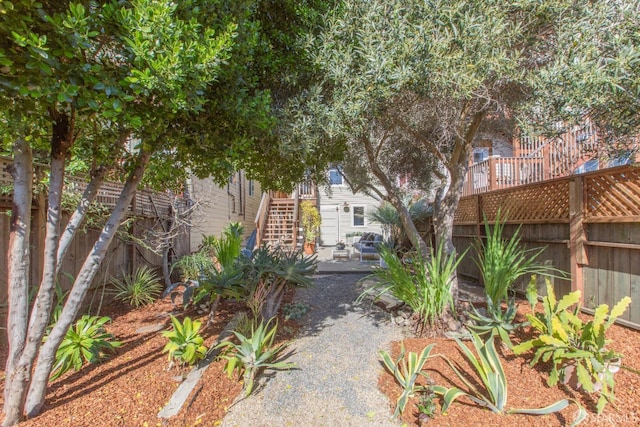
379, 343, 435, 417
433, 333, 585, 425
513, 278, 631, 413
162, 316, 208, 367
216, 319, 294, 396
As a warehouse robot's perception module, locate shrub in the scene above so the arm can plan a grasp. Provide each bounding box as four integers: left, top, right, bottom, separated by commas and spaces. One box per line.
110, 265, 162, 307
162, 316, 207, 367
216, 319, 294, 396
50, 315, 121, 381
512, 278, 631, 413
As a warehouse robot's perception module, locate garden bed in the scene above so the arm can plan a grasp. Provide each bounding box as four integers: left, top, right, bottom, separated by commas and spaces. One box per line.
379, 303, 640, 426
0, 290, 300, 426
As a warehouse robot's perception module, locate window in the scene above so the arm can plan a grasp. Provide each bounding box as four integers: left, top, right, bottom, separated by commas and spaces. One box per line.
353, 206, 365, 226
473, 148, 490, 164
248, 179, 255, 196
329, 168, 343, 186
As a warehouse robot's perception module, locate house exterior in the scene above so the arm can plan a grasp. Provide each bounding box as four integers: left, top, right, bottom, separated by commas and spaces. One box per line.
188, 171, 263, 250
317, 167, 385, 246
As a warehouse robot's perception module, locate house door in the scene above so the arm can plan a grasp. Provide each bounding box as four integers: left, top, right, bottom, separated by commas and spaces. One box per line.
319, 204, 339, 246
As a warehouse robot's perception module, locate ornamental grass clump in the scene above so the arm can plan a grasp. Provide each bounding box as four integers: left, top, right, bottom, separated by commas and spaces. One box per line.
362, 242, 465, 333
110, 265, 162, 308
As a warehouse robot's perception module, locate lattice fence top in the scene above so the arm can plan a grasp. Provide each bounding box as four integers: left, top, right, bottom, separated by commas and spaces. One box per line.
476, 179, 570, 223
454, 196, 479, 223
1, 156, 172, 217
585, 166, 640, 221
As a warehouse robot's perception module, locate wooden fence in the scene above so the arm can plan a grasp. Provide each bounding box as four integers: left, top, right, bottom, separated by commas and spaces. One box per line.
1, 156, 191, 339
452, 164, 640, 329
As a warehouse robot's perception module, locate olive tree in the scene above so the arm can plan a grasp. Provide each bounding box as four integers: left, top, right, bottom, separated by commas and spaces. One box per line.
301, 0, 640, 302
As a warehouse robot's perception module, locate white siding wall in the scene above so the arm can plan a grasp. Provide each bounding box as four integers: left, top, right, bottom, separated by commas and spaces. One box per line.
189, 172, 263, 250
318, 184, 384, 246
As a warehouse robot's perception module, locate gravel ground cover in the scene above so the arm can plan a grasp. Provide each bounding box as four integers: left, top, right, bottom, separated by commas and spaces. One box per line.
221, 273, 402, 427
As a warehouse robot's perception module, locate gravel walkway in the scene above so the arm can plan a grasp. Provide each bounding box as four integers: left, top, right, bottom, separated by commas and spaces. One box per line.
221, 273, 402, 427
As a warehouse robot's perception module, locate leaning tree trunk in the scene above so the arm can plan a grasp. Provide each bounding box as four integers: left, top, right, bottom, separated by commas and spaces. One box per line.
3, 139, 33, 427
24, 149, 153, 418
55, 165, 107, 274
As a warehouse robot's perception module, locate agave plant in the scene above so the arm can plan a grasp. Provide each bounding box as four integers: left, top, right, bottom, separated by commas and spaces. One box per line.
379, 343, 435, 416
432, 333, 585, 425
216, 319, 294, 396
162, 316, 208, 367
50, 315, 121, 381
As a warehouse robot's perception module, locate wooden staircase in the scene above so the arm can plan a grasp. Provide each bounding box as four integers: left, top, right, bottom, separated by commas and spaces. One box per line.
261, 198, 298, 248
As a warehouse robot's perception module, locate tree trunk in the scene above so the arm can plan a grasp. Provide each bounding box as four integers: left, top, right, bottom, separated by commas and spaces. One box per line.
24, 149, 153, 418
3, 139, 33, 427
55, 165, 107, 274
388, 193, 430, 258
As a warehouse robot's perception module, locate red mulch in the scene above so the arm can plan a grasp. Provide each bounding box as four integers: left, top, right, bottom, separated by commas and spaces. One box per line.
0, 290, 300, 427
378, 302, 640, 426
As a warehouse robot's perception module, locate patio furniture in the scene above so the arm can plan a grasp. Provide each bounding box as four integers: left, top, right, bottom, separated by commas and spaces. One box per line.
353, 232, 383, 262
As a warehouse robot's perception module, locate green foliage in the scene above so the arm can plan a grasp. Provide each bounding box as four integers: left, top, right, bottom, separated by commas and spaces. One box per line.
379, 343, 435, 417
50, 315, 121, 381
367, 198, 431, 247
216, 319, 294, 396
512, 279, 631, 414
162, 316, 207, 367
300, 200, 321, 243
240, 245, 317, 321
200, 222, 244, 270
363, 242, 465, 331
172, 251, 215, 283
416, 389, 437, 419
282, 302, 310, 321
110, 265, 162, 308
432, 333, 585, 425
469, 210, 564, 345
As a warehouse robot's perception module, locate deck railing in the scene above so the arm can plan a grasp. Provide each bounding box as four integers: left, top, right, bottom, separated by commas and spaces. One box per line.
463, 157, 546, 196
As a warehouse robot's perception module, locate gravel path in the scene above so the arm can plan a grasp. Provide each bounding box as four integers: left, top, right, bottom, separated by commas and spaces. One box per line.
221, 273, 402, 427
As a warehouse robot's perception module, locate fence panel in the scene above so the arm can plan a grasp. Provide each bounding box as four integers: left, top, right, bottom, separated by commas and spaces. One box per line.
454, 164, 640, 329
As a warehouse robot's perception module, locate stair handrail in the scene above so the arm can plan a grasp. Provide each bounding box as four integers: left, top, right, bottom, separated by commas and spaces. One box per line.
255, 191, 272, 247
292, 186, 300, 249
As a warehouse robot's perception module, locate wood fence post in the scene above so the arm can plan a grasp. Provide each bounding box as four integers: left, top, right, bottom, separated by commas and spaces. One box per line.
569, 176, 587, 303
130, 191, 137, 275
488, 157, 496, 191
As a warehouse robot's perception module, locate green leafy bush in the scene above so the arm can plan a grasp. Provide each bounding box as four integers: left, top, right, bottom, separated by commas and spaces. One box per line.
433, 333, 585, 425
110, 265, 162, 307
512, 278, 631, 413
50, 315, 121, 381
162, 316, 207, 367
216, 319, 294, 396
363, 242, 465, 331
379, 343, 435, 417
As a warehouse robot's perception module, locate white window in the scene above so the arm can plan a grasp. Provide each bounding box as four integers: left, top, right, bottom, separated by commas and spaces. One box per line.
353, 206, 365, 226
248, 179, 255, 196
329, 168, 343, 186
